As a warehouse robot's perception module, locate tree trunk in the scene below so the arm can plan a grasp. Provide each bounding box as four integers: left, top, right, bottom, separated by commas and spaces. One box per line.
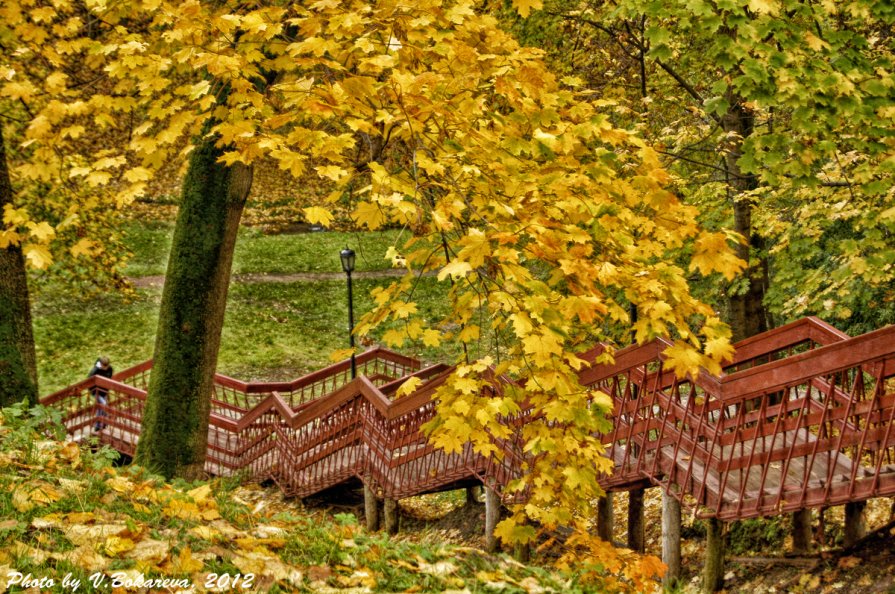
722, 99, 770, 343
0, 126, 38, 407
135, 132, 252, 480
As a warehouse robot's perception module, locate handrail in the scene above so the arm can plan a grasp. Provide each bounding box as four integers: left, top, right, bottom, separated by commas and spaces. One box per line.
38, 318, 895, 521
720, 324, 895, 401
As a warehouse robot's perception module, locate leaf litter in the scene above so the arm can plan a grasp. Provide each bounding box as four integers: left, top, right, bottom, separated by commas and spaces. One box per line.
0, 408, 659, 593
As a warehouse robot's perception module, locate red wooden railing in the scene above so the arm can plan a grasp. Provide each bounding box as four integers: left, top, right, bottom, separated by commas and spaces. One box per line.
40, 318, 895, 520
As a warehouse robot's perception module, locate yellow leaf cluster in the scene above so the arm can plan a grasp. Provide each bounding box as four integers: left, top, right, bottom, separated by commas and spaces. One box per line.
1, 0, 744, 543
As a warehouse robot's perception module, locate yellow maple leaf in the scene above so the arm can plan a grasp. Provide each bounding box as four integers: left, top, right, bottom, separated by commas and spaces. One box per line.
304, 206, 334, 227
105, 476, 134, 493
396, 376, 422, 398
329, 347, 356, 362
661, 340, 704, 379
422, 329, 442, 347
522, 331, 563, 366
437, 260, 472, 281
23, 244, 52, 269
391, 301, 417, 319
103, 536, 136, 557
186, 483, 212, 504
27, 221, 55, 241
381, 328, 407, 347
511, 0, 543, 18
167, 546, 204, 574
189, 525, 220, 542
353, 201, 386, 230
747, 0, 780, 14
163, 498, 201, 521
689, 231, 746, 280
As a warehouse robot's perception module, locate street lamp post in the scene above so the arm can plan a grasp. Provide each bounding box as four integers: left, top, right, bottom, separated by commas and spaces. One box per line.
340, 247, 357, 379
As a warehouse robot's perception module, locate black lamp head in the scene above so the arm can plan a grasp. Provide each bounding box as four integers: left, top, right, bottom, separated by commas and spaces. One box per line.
340, 247, 356, 273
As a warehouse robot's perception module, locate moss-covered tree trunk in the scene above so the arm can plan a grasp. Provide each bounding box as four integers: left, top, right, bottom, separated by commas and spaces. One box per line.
135, 133, 252, 479
0, 126, 38, 407
722, 98, 771, 342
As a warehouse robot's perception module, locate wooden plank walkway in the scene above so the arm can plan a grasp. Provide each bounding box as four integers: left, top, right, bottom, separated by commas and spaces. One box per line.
41, 318, 895, 520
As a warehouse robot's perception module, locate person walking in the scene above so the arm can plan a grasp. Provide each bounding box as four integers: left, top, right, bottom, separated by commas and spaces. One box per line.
88, 356, 113, 431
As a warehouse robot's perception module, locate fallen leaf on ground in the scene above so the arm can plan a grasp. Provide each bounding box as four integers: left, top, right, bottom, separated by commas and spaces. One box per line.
189, 525, 219, 541
165, 546, 204, 574
308, 565, 332, 581
125, 538, 170, 564
418, 560, 457, 576
12, 541, 51, 564
103, 536, 136, 557
52, 544, 109, 572
63, 524, 127, 546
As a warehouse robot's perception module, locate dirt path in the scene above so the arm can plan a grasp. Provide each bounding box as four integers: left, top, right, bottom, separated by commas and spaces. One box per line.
130, 269, 410, 288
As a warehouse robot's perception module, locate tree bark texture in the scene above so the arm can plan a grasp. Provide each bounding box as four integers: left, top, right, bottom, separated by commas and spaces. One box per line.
722, 98, 771, 342
844, 501, 867, 547
466, 485, 481, 506
0, 126, 38, 407
662, 492, 682, 588
364, 479, 380, 531
383, 498, 399, 535
791, 509, 812, 553
135, 133, 252, 480
597, 492, 614, 542
485, 486, 500, 552
703, 517, 725, 593
627, 488, 645, 553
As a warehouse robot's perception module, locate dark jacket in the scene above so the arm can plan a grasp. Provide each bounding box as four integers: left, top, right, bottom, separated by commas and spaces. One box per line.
88, 361, 114, 398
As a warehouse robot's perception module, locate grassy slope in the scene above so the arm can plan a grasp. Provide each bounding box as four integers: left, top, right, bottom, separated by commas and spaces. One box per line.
0, 408, 601, 594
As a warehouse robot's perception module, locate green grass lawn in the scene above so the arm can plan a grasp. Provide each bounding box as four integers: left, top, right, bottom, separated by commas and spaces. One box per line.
34, 274, 454, 395
122, 221, 406, 277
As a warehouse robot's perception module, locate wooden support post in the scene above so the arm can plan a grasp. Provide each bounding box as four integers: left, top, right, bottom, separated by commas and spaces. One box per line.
364, 480, 379, 532
466, 485, 481, 506
791, 509, 812, 553
597, 492, 614, 542
662, 492, 681, 589
485, 486, 501, 553
627, 488, 645, 553
703, 517, 725, 594
844, 501, 866, 547
383, 498, 399, 535
815, 506, 827, 547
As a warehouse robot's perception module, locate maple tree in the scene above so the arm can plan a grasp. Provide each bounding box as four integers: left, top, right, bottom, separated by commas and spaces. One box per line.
501, 0, 894, 573
3, 0, 742, 550
516, 0, 895, 340
0, 0, 157, 405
